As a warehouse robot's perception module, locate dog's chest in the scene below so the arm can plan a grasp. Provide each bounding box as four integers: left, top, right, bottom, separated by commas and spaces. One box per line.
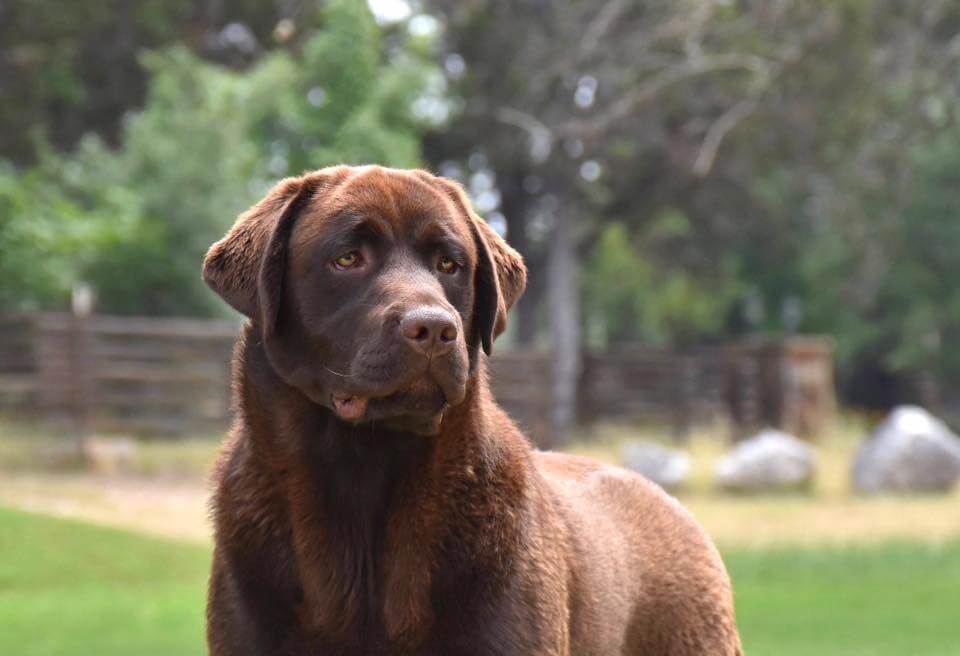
286, 517, 550, 656
292, 579, 550, 656
283, 445, 429, 648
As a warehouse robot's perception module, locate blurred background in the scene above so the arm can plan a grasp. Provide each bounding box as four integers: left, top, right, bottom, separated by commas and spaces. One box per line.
1, 1, 960, 654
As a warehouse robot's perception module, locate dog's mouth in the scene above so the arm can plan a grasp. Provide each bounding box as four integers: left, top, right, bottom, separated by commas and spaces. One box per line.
330, 378, 449, 425
331, 394, 369, 420
324, 353, 468, 433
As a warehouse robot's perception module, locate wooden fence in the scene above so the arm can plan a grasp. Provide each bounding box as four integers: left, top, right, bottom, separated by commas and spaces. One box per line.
0, 313, 834, 445
0, 313, 235, 435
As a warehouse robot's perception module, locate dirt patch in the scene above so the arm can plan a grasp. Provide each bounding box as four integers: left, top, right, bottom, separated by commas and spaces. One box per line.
0, 472, 211, 544
2, 420, 959, 549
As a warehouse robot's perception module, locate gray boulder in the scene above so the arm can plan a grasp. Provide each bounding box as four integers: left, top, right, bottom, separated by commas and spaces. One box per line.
852, 405, 960, 494
714, 429, 815, 493
622, 441, 691, 490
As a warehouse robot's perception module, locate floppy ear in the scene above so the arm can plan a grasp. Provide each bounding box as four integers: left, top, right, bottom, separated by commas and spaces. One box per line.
202, 174, 319, 331
471, 217, 527, 354
423, 175, 526, 354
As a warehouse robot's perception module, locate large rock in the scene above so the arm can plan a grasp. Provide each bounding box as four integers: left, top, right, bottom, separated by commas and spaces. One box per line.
852, 406, 960, 494
622, 441, 690, 490
714, 429, 815, 493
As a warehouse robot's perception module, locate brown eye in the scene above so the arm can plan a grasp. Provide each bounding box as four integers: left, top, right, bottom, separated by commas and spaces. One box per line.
333, 251, 362, 270
437, 256, 458, 274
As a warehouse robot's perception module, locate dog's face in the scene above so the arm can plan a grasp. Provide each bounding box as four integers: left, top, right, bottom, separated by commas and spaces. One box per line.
203, 166, 526, 434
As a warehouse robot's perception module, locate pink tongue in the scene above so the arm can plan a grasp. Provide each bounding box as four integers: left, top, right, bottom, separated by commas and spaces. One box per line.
333, 396, 368, 420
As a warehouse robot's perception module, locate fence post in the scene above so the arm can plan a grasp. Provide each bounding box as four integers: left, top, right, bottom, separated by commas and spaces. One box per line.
671, 354, 697, 442
69, 284, 95, 455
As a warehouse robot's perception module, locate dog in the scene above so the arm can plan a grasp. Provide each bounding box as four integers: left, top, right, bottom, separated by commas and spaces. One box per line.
203, 165, 741, 655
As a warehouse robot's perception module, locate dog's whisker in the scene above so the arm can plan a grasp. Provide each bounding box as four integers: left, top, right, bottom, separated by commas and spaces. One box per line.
325, 367, 354, 378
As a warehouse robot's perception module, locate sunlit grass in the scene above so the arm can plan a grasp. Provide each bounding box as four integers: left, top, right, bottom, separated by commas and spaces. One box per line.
3, 415, 960, 549
0, 417, 220, 478
0, 506, 208, 656
729, 540, 960, 655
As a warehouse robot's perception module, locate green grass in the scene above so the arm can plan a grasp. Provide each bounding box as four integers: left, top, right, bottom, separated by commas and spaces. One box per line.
728, 543, 960, 656
0, 507, 209, 656
1, 507, 958, 656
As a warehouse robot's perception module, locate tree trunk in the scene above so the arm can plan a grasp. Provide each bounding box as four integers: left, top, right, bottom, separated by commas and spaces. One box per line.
512, 244, 545, 347
499, 176, 540, 347
547, 207, 581, 444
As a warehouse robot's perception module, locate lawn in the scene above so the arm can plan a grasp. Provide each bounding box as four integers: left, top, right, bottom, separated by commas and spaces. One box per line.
1, 506, 958, 656
730, 543, 960, 656
0, 506, 209, 656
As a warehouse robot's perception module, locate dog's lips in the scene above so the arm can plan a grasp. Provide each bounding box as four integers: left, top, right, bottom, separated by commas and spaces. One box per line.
332, 394, 369, 420
330, 374, 450, 425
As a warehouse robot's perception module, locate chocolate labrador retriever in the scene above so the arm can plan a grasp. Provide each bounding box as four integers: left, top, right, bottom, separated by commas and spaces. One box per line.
203, 165, 741, 655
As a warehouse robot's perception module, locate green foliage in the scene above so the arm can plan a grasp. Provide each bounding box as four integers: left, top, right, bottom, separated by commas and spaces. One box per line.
0, 0, 287, 163
5, 0, 960, 396
0, 154, 137, 311
243, 0, 427, 172
0, 0, 436, 315
583, 222, 739, 348
797, 119, 960, 384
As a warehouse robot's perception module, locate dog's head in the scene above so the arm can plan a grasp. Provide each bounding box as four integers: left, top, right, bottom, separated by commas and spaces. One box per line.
203, 166, 526, 434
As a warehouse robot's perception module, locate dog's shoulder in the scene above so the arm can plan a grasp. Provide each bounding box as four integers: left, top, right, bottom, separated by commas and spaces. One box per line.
532, 450, 740, 655
533, 449, 722, 566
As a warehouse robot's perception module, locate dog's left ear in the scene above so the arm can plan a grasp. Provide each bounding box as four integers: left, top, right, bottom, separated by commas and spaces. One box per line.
420, 174, 527, 354
470, 216, 527, 354
203, 176, 302, 319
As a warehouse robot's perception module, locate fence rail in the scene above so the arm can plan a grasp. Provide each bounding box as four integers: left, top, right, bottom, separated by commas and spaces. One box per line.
0, 312, 835, 445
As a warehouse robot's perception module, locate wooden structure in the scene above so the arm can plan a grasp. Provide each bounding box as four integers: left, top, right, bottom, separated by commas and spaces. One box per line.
0, 313, 236, 435
0, 313, 835, 444
580, 347, 728, 437
723, 336, 835, 439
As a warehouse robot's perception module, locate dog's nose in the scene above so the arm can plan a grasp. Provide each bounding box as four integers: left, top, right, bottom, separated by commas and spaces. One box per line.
400, 307, 458, 356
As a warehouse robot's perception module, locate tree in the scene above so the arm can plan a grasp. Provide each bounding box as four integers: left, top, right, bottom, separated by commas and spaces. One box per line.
0, 0, 294, 164
718, 2, 960, 403
424, 0, 829, 439
0, 0, 439, 316
425, 0, 960, 423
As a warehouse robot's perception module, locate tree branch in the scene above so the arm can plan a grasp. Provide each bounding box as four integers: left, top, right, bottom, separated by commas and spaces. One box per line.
692, 98, 758, 177
578, 0, 629, 61
495, 107, 554, 163
560, 53, 774, 138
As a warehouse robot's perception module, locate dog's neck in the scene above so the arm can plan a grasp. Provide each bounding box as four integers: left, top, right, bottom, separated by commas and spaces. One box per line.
232, 322, 529, 645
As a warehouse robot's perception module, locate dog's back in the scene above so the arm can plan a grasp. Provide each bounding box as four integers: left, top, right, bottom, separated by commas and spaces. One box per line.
535, 451, 742, 656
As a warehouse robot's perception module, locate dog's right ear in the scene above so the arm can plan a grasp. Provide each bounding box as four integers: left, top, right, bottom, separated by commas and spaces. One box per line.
202, 174, 317, 322
205, 168, 356, 326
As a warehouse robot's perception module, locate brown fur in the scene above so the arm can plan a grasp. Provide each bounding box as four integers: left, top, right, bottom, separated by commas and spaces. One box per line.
204, 165, 741, 655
